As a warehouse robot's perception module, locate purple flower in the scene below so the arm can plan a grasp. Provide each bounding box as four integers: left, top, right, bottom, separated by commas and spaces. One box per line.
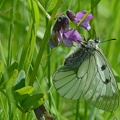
58, 29, 81, 46
66, 10, 94, 30
49, 16, 81, 48
63, 29, 81, 44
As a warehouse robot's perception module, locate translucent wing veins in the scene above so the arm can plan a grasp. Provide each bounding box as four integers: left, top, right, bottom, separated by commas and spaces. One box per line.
53, 40, 119, 111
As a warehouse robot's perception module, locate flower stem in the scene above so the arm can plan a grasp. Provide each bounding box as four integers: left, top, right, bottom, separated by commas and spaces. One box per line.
29, 0, 63, 85
34, 0, 51, 20
77, 10, 92, 27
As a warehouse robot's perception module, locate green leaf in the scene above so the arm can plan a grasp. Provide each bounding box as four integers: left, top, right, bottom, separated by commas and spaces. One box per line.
6, 69, 18, 89
13, 79, 25, 91
47, 0, 58, 12
14, 86, 34, 104
0, 41, 6, 64
5, 62, 18, 74
13, 70, 26, 90
0, 62, 18, 88
91, 0, 101, 10
15, 86, 34, 95
19, 21, 36, 75
22, 93, 46, 111
32, 0, 40, 30
14, 93, 30, 105
0, 61, 4, 73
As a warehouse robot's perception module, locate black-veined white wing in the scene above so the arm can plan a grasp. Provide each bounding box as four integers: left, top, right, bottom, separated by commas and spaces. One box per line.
53, 46, 96, 100
84, 49, 119, 111
53, 40, 119, 111
53, 57, 95, 100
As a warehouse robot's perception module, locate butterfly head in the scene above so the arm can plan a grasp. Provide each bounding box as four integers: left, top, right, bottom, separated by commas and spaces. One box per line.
94, 38, 100, 44
80, 38, 100, 50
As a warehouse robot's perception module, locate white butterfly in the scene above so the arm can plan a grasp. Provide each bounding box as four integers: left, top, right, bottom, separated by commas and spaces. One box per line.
53, 39, 119, 111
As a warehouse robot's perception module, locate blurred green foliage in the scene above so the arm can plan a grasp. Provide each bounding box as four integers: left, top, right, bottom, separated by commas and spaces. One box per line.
0, 0, 120, 120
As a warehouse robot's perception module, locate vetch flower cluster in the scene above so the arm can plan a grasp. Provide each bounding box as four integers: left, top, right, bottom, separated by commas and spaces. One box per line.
49, 10, 94, 48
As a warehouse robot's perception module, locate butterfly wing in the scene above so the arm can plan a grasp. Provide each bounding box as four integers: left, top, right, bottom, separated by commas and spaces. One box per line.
53, 43, 119, 111
84, 49, 119, 111
53, 49, 96, 100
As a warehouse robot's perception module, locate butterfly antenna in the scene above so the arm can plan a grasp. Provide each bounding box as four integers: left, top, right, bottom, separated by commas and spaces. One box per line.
100, 38, 116, 43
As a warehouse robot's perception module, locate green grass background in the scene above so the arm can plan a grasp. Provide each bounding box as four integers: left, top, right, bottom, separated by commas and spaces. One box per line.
0, 0, 120, 120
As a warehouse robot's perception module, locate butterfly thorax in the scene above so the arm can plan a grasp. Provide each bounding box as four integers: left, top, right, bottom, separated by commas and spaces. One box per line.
64, 40, 98, 69
80, 40, 98, 52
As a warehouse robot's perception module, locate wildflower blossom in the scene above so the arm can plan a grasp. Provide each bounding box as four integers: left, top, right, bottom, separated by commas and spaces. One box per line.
66, 10, 94, 30
49, 16, 81, 48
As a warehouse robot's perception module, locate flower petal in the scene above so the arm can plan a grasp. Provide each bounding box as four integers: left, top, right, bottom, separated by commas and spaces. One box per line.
58, 30, 73, 46
80, 22, 91, 30
76, 10, 94, 22
53, 16, 69, 32
64, 29, 81, 43
66, 10, 76, 22
63, 38, 73, 46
